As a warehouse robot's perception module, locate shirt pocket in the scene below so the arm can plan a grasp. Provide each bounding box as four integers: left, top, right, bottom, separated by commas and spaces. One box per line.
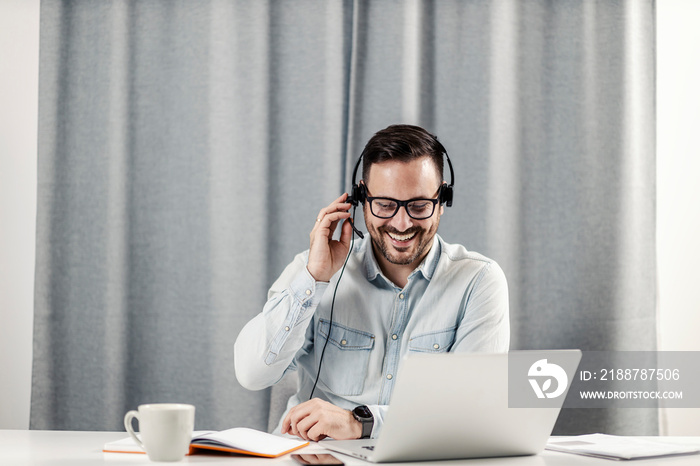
316, 319, 375, 396
408, 326, 457, 353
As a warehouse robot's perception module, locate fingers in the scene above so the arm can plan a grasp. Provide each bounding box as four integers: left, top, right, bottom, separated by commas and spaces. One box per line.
282, 401, 315, 440
339, 214, 354, 247
280, 399, 359, 442
306, 425, 328, 442
312, 193, 351, 232
281, 399, 324, 441
313, 211, 351, 237
295, 413, 321, 441
307, 194, 356, 282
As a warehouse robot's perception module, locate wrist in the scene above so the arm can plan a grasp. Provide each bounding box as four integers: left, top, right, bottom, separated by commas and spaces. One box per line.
306, 265, 330, 283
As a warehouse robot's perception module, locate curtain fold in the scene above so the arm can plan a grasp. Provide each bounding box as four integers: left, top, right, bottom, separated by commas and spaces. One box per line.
32, 0, 656, 435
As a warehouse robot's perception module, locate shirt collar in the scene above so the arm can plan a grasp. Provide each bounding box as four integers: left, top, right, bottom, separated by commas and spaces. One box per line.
363, 234, 442, 284
415, 234, 441, 280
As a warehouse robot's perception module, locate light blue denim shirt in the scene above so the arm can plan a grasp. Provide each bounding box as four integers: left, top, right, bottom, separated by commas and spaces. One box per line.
234, 234, 510, 437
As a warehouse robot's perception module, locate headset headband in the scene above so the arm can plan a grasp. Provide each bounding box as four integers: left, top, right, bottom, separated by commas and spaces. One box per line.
348, 143, 455, 208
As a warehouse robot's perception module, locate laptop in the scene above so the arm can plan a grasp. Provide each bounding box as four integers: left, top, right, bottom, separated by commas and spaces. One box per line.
324, 350, 582, 463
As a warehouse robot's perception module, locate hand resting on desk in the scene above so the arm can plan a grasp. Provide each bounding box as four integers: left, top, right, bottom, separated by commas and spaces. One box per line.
282, 398, 362, 442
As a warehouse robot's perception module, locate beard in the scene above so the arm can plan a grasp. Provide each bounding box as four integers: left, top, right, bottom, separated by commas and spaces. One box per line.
366, 219, 439, 267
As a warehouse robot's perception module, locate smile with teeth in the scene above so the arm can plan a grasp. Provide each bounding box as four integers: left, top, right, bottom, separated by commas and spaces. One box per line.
387, 231, 416, 242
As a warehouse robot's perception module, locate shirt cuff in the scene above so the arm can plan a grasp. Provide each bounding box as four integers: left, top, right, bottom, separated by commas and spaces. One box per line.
288, 266, 329, 310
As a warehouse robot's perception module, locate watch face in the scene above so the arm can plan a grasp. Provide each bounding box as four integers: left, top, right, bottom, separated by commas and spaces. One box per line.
354, 405, 372, 419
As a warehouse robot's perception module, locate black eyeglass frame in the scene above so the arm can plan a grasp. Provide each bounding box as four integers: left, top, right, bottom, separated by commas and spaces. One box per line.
365, 186, 443, 220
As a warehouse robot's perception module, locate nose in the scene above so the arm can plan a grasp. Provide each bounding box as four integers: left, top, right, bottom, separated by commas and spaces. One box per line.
389, 205, 413, 232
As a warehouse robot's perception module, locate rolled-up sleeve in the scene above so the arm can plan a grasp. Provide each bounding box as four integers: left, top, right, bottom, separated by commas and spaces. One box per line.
234, 252, 328, 390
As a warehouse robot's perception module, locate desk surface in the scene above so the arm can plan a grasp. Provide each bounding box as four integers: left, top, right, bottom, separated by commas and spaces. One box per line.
2, 430, 699, 466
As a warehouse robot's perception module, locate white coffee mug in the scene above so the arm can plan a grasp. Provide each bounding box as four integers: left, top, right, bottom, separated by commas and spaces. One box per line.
124, 403, 195, 462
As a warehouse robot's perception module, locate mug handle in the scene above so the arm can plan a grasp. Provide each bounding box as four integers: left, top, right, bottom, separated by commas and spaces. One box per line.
124, 410, 146, 452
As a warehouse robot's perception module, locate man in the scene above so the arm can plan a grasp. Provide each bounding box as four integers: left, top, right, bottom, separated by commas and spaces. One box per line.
234, 124, 509, 442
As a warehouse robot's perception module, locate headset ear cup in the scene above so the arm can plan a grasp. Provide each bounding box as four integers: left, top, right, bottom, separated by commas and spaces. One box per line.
357, 183, 366, 205
350, 183, 366, 206
441, 183, 454, 207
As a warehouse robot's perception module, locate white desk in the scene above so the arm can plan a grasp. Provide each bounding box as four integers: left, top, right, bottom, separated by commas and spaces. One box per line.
1, 430, 699, 466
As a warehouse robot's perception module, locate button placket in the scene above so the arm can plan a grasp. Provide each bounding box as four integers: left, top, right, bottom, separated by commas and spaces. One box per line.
380, 289, 409, 403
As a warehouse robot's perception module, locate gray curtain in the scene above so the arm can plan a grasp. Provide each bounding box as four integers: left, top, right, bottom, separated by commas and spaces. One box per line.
32, 0, 656, 435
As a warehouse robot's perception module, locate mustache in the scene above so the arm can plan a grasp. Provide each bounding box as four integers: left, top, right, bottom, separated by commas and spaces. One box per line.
379, 226, 422, 236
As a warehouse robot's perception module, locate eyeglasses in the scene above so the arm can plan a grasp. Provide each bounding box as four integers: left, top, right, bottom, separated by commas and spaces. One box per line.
365, 188, 441, 220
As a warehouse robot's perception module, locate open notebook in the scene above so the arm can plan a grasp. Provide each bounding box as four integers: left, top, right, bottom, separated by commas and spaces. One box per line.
104, 427, 308, 458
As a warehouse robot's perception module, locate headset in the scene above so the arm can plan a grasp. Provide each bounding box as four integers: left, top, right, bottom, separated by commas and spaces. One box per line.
308, 139, 455, 400
347, 140, 455, 211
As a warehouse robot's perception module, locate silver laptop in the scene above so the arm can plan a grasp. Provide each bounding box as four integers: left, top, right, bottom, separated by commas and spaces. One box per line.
324, 350, 582, 463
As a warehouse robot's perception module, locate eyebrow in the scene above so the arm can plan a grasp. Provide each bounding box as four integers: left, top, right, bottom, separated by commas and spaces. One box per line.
364, 186, 442, 200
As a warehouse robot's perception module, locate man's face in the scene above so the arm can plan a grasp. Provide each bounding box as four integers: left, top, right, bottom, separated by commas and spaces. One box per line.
363, 156, 444, 270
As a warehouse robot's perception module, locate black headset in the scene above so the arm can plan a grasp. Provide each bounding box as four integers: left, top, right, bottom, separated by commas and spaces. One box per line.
347, 141, 455, 209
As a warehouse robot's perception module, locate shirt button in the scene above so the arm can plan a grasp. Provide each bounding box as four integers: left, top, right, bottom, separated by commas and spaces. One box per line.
433, 343, 440, 349
305, 289, 312, 296
341, 339, 347, 346
399, 293, 404, 299
285, 326, 290, 331
387, 374, 393, 380
392, 334, 398, 340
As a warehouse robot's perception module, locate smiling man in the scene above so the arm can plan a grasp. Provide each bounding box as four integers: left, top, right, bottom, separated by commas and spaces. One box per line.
234, 125, 510, 442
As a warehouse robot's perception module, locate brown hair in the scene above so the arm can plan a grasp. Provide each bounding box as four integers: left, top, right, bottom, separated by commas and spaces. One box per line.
360, 124, 445, 183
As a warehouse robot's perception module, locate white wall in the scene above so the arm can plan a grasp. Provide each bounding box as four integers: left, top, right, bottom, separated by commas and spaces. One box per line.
0, 0, 39, 430
656, 0, 700, 436
1, 0, 699, 433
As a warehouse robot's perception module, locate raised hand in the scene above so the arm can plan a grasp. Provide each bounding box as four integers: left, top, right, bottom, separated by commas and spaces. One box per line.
306, 193, 355, 283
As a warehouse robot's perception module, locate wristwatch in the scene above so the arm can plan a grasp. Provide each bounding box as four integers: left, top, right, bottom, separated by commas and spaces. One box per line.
352, 405, 374, 439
